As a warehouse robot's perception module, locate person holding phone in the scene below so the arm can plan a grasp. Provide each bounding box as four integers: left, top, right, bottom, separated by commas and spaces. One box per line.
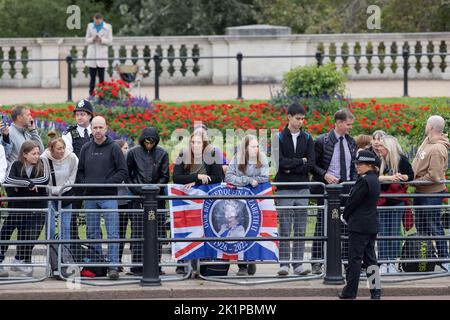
85, 13, 113, 96
4, 105, 44, 166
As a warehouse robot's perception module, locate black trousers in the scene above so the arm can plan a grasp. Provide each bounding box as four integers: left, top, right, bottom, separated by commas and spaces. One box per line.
311, 185, 350, 263
341, 231, 378, 298
0, 212, 45, 263
89, 67, 105, 96
70, 200, 82, 241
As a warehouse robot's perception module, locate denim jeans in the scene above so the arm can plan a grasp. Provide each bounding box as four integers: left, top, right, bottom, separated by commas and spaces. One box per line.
413, 191, 448, 259
48, 201, 72, 240
85, 200, 119, 269
378, 203, 404, 261
277, 189, 309, 269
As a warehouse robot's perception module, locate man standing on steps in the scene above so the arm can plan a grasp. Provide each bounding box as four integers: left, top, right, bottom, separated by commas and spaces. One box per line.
62, 99, 93, 241
311, 108, 357, 275
77, 116, 127, 280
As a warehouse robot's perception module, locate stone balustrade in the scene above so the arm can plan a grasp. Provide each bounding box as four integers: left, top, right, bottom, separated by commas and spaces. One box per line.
1, 28, 449, 88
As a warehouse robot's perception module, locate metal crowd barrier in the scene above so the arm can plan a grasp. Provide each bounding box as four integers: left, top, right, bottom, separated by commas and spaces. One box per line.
0, 180, 448, 286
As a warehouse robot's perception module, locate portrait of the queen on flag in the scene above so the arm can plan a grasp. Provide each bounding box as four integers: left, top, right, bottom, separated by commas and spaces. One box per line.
169, 182, 279, 261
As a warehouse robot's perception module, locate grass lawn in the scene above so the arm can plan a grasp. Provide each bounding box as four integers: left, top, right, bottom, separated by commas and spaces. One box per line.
2, 96, 449, 110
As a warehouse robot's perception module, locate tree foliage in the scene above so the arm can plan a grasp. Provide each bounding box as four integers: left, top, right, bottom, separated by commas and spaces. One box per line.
0, 0, 448, 37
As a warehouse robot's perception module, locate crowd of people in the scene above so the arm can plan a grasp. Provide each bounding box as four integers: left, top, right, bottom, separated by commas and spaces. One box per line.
0, 100, 448, 293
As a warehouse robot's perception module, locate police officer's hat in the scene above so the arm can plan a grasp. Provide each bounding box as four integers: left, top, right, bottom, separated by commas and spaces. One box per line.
74, 99, 94, 116
353, 150, 381, 167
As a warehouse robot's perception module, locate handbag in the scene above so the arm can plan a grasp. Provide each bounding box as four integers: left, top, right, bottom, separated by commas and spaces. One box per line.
48, 159, 77, 207
377, 183, 409, 206
402, 208, 415, 232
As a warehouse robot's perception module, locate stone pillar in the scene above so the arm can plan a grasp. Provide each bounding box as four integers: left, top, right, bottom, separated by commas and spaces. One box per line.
37, 38, 62, 88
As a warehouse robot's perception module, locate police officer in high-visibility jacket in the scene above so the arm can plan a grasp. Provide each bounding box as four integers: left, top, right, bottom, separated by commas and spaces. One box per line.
339, 150, 381, 300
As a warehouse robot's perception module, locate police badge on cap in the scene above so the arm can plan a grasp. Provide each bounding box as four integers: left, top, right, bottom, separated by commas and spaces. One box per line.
353, 150, 381, 167
74, 99, 94, 116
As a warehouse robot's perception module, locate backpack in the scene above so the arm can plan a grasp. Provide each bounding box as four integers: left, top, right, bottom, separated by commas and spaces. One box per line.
399, 238, 438, 272
72, 244, 109, 277
49, 242, 77, 279
199, 259, 230, 276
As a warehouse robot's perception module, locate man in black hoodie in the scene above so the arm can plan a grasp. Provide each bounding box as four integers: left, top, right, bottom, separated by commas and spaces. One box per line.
127, 127, 169, 275
274, 103, 315, 276
77, 116, 128, 280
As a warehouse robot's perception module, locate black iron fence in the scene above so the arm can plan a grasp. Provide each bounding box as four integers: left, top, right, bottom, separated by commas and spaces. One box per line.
2, 49, 449, 102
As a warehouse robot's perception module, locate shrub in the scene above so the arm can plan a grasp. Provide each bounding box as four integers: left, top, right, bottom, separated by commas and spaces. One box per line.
282, 63, 346, 97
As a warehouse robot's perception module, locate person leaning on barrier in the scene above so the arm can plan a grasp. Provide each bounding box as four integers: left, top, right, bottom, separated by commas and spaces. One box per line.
193, 123, 228, 176
126, 127, 169, 276
412, 115, 450, 272
76, 116, 128, 280
62, 99, 94, 241
85, 13, 113, 96
371, 130, 387, 156
40, 133, 79, 241
311, 108, 357, 275
0, 141, 50, 278
173, 131, 223, 275
339, 149, 381, 300
225, 134, 269, 276
376, 135, 414, 274
274, 103, 315, 277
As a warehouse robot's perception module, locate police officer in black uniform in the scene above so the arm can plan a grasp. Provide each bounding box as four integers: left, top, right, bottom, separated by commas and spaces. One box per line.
339, 150, 381, 300
62, 99, 94, 240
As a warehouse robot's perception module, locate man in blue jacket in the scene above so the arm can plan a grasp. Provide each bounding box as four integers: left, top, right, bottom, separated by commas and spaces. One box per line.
77, 116, 128, 280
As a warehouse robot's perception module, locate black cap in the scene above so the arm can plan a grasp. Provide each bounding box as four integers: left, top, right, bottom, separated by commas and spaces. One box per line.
74, 99, 94, 116
354, 150, 381, 167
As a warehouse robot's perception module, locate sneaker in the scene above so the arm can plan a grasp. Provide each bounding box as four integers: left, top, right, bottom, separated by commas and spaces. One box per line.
0, 266, 8, 277
311, 263, 322, 275
10, 259, 32, 276
108, 269, 119, 280
236, 267, 248, 276
294, 265, 311, 276
277, 266, 289, 276
379, 263, 388, 274
247, 264, 257, 276
176, 266, 186, 275
387, 263, 397, 274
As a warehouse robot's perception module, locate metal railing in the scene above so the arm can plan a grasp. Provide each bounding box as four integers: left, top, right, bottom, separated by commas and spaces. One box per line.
0, 180, 448, 286
2, 49, 449, 102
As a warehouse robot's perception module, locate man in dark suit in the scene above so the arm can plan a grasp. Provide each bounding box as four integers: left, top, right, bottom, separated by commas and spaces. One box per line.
311, 109, 358, 274
339, 150, 381, 300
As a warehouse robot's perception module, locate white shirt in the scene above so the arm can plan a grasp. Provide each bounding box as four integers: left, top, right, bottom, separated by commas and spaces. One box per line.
62, 125, 92, 154
291, 131, 300, 152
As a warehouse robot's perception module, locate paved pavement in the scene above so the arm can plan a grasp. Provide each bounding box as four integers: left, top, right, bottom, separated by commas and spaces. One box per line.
0, 260, 449, 300
0, 80, 449, 105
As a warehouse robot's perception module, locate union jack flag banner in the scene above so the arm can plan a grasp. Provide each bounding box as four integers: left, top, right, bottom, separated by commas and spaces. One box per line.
169, 182, 279, 261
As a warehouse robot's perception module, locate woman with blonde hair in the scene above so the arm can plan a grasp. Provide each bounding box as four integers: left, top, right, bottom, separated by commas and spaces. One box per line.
376, 135, 414, 274
225, 134, 269, 276
41, 135, 79, 240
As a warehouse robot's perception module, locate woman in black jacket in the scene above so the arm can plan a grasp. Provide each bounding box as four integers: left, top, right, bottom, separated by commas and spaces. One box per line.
339, 150, 381, 300
173, 132, 223, 187
376, 135, 414, 274
173, 132, 223, 274
2, 141, 50, 276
